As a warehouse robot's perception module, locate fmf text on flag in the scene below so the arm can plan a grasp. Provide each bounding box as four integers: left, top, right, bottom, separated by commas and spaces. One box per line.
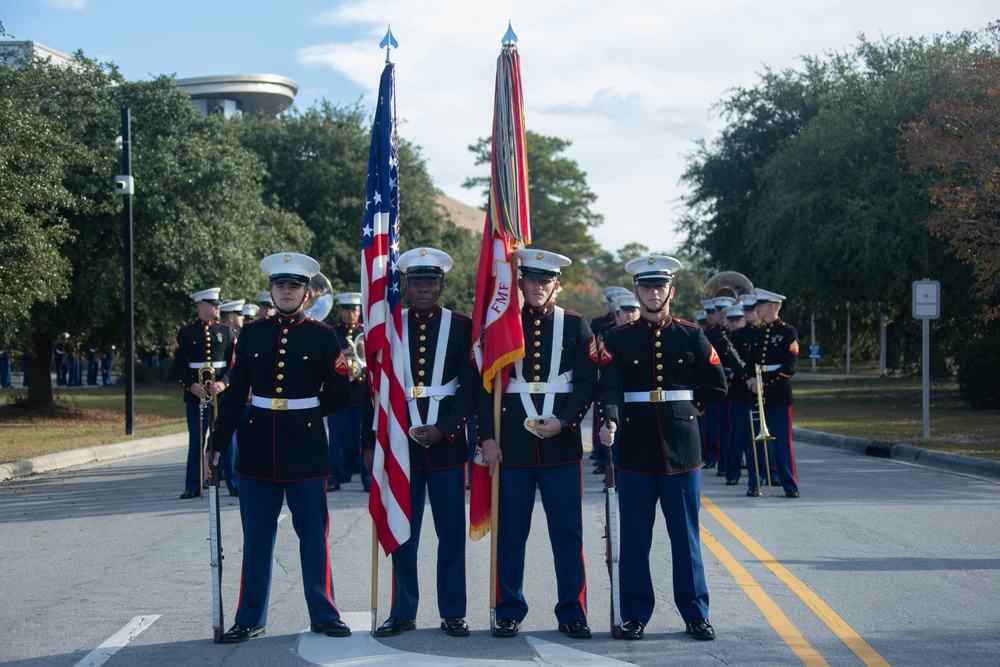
361, 62, 410, 555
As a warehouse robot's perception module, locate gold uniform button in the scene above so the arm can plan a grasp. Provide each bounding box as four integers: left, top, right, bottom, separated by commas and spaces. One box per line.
419, 346, 426, 353
656, 353, 662, 358
418, 381, 425, 387
277, 374, 284, 380
419, 358, 426, 365
534, 319, 541, 326
677, 358, 683, 363
418, 370, 425, 377
303, 356, 308, 360
420, 324, 427, 331
283, 328, 289, 334
254, 353, 259, 358
534, 364, 540, 370
657, 364, 663, 370
278, 362, 285, 368
281, 338, 288, 344
655, 330, 661, 338
279, 349, 286, 355
655, 341, 661, 348
534, 330, 541, 336
656, 375, 663, 381
308, 422, 312, 427
276, 387, 283, 394
534, 352, 541, 358
533, 376, 541, 381
420, 335, 427, 341
633, 360, 639, 365
534, 341, 541, 347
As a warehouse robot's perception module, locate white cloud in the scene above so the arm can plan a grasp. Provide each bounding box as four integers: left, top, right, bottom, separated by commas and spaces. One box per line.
297, 0, 998, 256
41, 0, 87, 9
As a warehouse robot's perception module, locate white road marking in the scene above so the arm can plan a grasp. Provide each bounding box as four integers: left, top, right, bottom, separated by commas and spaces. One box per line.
72, 615, 160, 667
297, 612, 636, 666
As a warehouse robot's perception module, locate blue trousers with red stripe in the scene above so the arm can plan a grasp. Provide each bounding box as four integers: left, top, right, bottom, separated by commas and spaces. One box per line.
233, 476, 341, 627
389, 462, 467, 619
617, 469, 709, 625
496, 461, 587, 625
726, 400, 751, 483
765, 406, 797, 493
184, 403, 212, 493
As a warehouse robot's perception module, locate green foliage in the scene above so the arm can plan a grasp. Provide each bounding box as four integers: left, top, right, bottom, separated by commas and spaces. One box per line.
679, 27, 1000, 371
464, 131, 603, 286
955, 325, 1000, 409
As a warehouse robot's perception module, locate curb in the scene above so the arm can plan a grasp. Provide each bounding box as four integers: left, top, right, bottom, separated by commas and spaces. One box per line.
0, 432, 186, 483
794, 428, 1000, 482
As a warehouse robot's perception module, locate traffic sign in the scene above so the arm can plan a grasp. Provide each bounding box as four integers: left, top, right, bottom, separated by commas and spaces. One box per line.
912, 280, 940, 319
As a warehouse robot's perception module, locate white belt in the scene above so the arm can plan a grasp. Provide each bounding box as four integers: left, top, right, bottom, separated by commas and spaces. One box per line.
763, 364, 782, 372
624, 390, 694, 403
506, 380, 574, 394
250, 395, 319, 411
406, 379, 457, 399
189, 361, 227, 369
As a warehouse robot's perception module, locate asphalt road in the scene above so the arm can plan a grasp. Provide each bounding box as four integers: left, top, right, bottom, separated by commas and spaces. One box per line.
1, 430, 998, 667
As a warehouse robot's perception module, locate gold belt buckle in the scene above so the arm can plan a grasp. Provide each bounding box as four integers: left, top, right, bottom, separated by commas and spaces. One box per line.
410, 386, 427, 399
649, 390, 667, 403
529, 382, 545, 394
271, 398, 288, 410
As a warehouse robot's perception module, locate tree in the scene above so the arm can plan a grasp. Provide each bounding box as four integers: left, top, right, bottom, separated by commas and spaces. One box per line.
899, 53, 1000, 320
1, 53, 312, 406
464, 131, 603, 286
237, 104, 479, 313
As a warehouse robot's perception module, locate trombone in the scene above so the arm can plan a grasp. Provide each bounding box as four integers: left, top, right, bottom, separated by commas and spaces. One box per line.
750, 363, 774, 498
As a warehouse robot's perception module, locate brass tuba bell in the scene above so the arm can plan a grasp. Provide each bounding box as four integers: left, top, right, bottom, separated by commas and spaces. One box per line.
303, 272, 334, 321
344, 334, 366, 381
701, 271, 755, 301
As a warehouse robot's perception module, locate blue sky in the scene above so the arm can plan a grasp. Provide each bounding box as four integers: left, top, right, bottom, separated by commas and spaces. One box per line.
4, 1, 998, 254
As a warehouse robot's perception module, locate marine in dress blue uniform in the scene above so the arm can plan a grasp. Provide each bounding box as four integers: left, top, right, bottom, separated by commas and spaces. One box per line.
216, 300, 246, 496
328, 292, 369, 491
480, 249, 599, 640
597, 255, 727, 642
208, 252, 352, 643
704, 296, 744, 477
725, 295, 758, 486
745, 289, 800, 498
362, 248, 478, 638
172, 288, 235, 499
589, 287, 629, 474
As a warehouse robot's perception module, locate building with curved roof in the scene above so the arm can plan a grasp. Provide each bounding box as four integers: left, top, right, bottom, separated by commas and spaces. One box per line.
175, 73, 298, 118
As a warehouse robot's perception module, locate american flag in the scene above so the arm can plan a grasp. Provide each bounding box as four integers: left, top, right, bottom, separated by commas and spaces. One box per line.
361, 62, 410, 555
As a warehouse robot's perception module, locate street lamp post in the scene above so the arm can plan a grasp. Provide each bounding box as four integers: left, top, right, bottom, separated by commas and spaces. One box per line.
115, 108, 136, 435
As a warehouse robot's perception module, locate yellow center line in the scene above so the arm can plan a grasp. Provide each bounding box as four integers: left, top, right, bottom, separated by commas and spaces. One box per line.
702, 495, 892, 667
701, 525, 829, 666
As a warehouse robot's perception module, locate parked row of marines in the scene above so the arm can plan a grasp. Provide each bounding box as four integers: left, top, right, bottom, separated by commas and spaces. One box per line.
176, 248, 798, 646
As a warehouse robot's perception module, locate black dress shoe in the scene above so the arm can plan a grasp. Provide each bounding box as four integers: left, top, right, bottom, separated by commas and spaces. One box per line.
179, 490, 199, 500
229, 488, 239, 497
785, 489, 800, 498
221, 623, 265, 643
558, 619, 592, 639
374, 617, 415, 637
725, 479, 739, 486
492, 618, 520, 638
310, 618, 351, 637
703, 461, 716, 469
592, 465, 605, 475
619, 620, 645, 640
715, 469, 726, 477
686, 618, 716, 640
440, 617, 470, 637
746, 487, 760, 497
328, 484, 341, 492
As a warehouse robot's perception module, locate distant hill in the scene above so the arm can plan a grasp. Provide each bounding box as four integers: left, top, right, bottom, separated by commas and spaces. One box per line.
437, 193, 483, 233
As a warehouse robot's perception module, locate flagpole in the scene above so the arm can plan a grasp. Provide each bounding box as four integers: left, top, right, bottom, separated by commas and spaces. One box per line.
370, 520, 379, 635
489, 386, 501, 628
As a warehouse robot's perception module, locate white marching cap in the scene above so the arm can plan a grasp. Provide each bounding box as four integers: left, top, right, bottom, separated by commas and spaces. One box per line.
713, 296, 738, 309
397, 247, 453, 276
755, 288, 786, 304
190, 287, 222, 304
613, 294, 640, 311
602, 286, 632, 300
513, 248, 571, 281
625, 255, 682, 285
740, 294, 758, 307
220, 299, 245, 313
260, 252, 320, 285
695, 310, 707, 322
725, 305, 745, 318
256, 291, 273, 306
242, 303, 260, 318
700, 299, 717, 311
334, 292, 363, 307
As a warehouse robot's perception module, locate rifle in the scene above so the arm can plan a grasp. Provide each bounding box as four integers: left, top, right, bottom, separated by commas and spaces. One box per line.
603, 448, 622, 638
201, 367, 224, 643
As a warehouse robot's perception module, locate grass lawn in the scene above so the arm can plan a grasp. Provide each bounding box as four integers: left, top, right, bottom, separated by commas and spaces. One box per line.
793, 373, 1000, 461
0, 386, 186, 463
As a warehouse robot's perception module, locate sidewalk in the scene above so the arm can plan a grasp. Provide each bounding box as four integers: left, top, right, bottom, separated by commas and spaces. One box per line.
2, 428, 998, 484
